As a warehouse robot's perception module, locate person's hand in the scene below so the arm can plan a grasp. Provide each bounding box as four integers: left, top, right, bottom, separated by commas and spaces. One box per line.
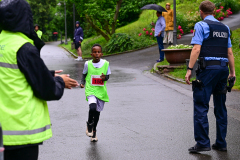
158, 32, 161, 37
185, 70, 192, 85
100, 73, 106, 80
59, 74, 79, 89
55, 70, 63, 77
80, 84, 85, 88
79, 41, 81, 44
229, 73, 236, 84
0, 147, 4, 152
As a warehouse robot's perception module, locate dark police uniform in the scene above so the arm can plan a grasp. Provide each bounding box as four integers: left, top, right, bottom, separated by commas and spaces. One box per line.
191, 15, 231, 149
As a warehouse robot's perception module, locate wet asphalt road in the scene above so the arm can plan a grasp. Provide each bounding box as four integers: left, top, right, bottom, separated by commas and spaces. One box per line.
38, 41, 240, 160
38, 14, 240, 160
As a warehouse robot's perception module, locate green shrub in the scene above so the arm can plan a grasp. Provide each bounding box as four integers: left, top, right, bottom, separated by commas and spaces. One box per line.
105, 33, 133, 53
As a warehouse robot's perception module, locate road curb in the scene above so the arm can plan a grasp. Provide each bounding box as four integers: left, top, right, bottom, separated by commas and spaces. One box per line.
60, 46, 78, 58
153, 63, 186, 84
59, 43, 158, 59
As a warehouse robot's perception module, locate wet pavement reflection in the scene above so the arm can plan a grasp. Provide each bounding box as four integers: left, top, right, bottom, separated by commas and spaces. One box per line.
38, 42, 240, 160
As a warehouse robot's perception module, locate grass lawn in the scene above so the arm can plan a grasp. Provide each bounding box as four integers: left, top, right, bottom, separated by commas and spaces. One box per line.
165, 28, 240, 89
59, 9, 158, 58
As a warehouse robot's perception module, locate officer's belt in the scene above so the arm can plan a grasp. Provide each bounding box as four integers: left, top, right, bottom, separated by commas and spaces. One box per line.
205, 60, 228, 66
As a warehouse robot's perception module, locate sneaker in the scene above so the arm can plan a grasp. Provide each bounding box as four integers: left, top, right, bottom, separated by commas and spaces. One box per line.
75, 57, 83, 61
156, 59, 164, 62
86, 122, 94, 137
188, 144, 211, 153
212, 143, 227, 151
91, 131, 98, 142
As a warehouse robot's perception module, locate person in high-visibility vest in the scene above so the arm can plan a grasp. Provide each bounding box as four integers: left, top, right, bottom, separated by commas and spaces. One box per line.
34, 24, 43, 39
0, 0, 79, 159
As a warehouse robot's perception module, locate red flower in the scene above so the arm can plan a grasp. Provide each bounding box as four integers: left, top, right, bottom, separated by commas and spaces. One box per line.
213, 15, 215, 17
177, 35, 182, 39
180, 29, 183, 32
190, 29, 193, 33
146, 31, 149, 35
220, 6, 224, 9
178, 25, 182, 29
138, 33, 142, 36
229, 8, 231, 11
221, 17, 224, 20
150, 32, 153, 36
143, 28, 146, 31
226, 15, 229, 18
151, 28, 155, 32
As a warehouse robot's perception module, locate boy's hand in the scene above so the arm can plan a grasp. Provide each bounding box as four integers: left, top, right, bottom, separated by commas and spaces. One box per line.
100, 73, 106, 80
80, 84, 85, 88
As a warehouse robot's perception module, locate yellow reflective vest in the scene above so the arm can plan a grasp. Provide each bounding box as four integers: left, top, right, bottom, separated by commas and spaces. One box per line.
36, 30, 43, 39
0, 30, 52, 146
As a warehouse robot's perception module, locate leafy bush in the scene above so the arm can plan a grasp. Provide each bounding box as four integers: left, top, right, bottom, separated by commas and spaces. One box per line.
105, 33, 133, 53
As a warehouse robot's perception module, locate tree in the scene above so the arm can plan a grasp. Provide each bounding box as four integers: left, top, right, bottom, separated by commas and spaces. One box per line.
27, 0, 57, 33
71, 0, 123, 41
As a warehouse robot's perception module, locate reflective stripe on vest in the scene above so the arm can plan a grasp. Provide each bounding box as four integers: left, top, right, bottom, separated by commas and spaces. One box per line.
0, 62, 18, 69
3, 125, 51, 135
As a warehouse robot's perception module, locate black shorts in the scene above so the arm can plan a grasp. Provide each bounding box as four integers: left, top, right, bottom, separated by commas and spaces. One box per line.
75, 42, 81, 50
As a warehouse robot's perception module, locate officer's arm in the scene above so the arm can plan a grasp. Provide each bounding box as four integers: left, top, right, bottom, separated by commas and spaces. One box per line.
188, 44, 201, 68
228, 48, 235, 78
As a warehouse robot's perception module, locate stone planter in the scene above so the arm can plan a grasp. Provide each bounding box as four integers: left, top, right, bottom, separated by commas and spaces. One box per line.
162, 48, 192, 65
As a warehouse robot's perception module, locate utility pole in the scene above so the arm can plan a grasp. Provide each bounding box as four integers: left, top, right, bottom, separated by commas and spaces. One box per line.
73, 3, 75, 35
64, 1, 68, 45
173, 0, 177, 45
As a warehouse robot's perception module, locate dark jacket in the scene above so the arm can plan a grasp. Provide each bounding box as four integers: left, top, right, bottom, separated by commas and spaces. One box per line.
74, 26, 84, 43
0, 0, 65, 102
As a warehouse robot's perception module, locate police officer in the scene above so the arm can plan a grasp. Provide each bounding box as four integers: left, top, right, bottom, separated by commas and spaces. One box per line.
185, 1, 235, 153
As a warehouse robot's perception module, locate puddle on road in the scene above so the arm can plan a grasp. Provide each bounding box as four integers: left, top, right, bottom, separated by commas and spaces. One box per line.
109, 69, 135, 83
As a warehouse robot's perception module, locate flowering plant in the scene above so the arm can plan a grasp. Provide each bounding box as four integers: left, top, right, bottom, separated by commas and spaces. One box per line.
177, 25, 184, 39
214, 6, 232, 21
138, 27, 155, 38
167, 44, 193, 49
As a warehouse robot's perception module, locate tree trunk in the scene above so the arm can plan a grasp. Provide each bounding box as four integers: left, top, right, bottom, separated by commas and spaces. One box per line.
111, 0, 123, 35
85, 14, 110, 41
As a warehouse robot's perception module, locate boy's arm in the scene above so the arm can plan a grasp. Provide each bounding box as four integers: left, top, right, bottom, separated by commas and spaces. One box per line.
104, 75, 109, 81
81, 73, 87, 85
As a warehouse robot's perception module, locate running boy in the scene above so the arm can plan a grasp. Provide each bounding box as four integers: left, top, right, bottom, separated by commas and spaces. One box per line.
80, 44, 111, 142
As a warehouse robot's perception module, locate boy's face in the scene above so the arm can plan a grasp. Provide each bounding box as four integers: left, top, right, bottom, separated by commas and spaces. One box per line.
76, 24, 79, 28
91, 46, 102, 62
35, 26, 39, 31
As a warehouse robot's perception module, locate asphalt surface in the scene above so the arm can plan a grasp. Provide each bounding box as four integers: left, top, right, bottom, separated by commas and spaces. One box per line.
39, 13, 240, 160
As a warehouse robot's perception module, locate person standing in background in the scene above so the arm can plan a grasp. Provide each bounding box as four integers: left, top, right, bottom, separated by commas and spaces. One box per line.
74, 21, 84, 61
154, 11, 166, 62
34, 24, 42, 39
162, 3, 174, 45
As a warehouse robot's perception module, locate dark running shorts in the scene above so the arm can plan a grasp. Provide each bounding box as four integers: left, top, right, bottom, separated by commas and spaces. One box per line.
75, 42, 81, 49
